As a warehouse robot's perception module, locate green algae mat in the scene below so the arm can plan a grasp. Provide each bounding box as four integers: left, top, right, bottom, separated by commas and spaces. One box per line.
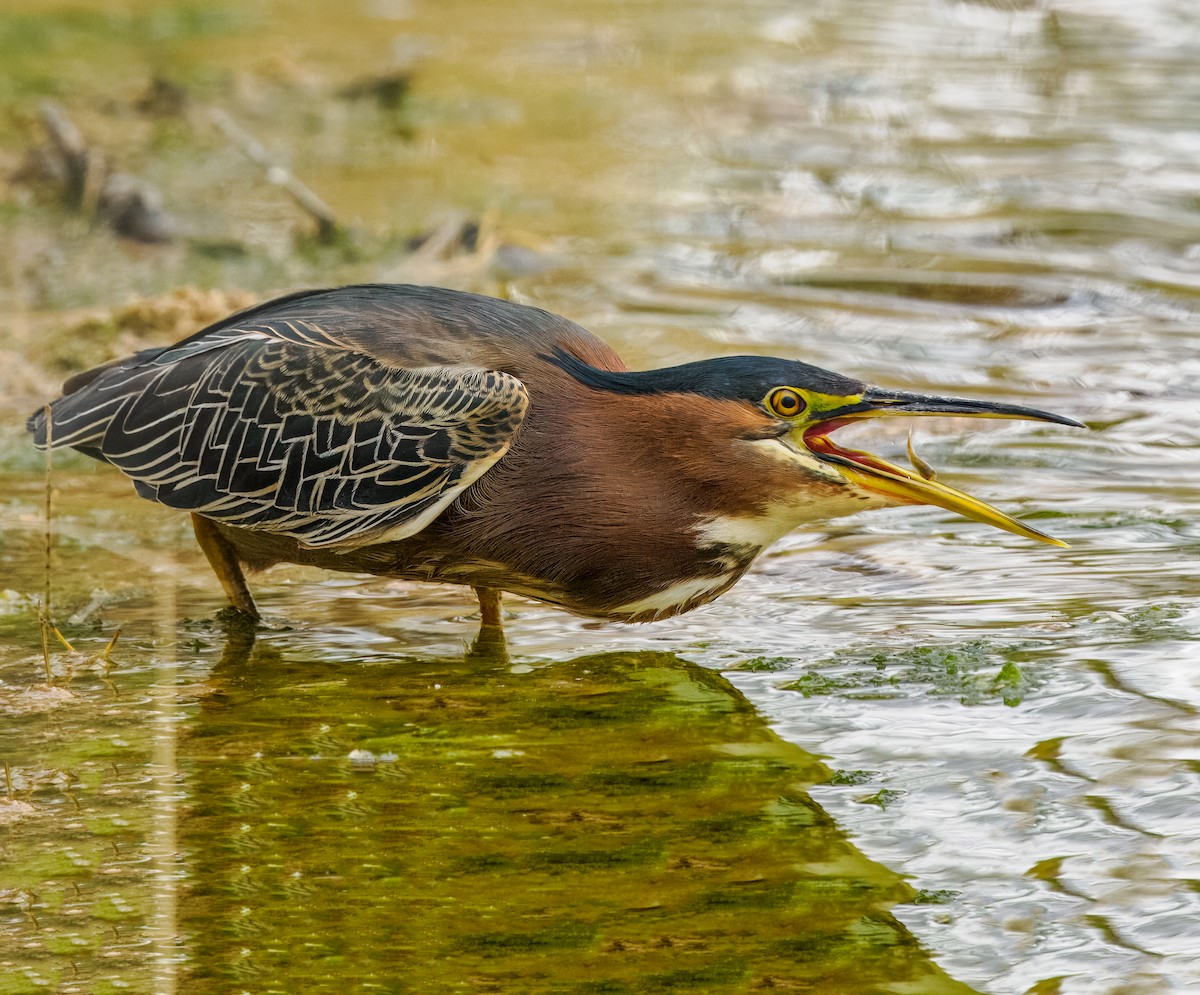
1, 630, 976, 994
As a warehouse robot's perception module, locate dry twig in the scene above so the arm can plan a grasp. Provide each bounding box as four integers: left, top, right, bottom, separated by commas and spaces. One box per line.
208, 107, 339, 242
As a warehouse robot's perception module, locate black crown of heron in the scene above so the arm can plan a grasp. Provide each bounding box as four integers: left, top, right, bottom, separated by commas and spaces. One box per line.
29, 284, 1081, 628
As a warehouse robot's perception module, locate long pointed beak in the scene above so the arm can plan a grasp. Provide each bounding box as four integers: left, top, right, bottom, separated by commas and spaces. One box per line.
836, 386, 1085, 429
803, 387, 1083, 547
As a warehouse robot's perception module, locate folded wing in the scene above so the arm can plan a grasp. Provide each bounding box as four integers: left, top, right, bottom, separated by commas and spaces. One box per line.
29, 317, 529, 549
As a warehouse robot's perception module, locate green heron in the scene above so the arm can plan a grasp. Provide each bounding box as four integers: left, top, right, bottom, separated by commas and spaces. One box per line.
29, 283, 1080, 628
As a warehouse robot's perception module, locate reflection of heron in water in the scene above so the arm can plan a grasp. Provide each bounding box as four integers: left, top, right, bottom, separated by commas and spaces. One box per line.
188, 635, 975, 992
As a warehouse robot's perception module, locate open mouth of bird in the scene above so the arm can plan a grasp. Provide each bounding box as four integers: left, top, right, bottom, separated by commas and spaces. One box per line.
798, 388, 1083, 547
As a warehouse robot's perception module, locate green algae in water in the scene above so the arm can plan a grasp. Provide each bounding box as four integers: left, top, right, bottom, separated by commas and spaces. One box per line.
1, 633, 981, 994
178, 646, 980, 993
778, 638, 1050, 707
855, 789, 904, 811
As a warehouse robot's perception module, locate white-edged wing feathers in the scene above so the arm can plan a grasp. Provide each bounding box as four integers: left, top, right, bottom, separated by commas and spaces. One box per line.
35, 320, 528, 549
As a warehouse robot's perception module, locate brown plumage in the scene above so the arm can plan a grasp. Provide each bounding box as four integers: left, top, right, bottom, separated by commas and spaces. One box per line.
29, 283, 1081, 630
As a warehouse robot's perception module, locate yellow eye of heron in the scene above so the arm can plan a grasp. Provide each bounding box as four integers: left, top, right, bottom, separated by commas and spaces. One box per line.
766, 387, 806, 418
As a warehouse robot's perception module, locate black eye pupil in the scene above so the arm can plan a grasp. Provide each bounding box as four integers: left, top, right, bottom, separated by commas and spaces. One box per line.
773, 390, 801, 414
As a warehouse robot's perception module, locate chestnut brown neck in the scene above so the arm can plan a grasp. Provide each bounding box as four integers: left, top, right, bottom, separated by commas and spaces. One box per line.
400, 376, 790, 618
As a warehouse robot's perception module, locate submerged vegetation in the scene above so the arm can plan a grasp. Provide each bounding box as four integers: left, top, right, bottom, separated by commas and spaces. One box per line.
0, 642, 981, 994
778, 638, 1048, 707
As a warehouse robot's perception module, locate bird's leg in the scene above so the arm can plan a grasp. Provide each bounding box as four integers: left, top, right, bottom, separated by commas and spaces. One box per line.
191, 514, 260, 620
474, 586, 503, 629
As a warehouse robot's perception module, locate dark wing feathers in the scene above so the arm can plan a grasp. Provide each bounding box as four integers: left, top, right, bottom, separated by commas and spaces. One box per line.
31, 314, 529, 549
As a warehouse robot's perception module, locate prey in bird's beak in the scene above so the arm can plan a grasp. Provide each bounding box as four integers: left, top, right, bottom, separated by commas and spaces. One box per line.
779, 385, 1084, 547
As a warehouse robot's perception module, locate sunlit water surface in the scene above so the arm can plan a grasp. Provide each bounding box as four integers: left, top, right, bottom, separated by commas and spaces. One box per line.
1, 0, 1199, 992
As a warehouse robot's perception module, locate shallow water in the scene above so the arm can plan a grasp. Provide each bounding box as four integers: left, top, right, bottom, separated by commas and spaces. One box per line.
2, 0, 1199, 992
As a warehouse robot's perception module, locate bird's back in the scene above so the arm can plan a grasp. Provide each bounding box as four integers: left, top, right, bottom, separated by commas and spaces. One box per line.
28, 283, 623, 445
27, 283, 622, 550
189, 283, 619, 369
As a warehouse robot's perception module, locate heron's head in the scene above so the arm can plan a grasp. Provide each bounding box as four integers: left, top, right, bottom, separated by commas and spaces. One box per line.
549, 348, 1082, 548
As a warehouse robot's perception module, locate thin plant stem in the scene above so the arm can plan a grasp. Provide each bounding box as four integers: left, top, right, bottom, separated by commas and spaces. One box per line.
41, 404, 54, 682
